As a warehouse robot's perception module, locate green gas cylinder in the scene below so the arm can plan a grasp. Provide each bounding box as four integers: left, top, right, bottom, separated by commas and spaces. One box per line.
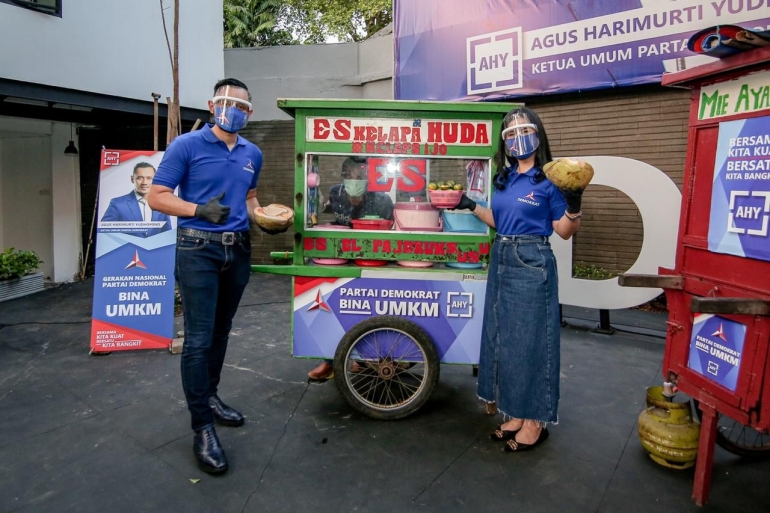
637, 386, 700, 469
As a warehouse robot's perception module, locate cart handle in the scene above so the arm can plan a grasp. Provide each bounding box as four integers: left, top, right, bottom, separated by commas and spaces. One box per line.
691, 297, 770, 316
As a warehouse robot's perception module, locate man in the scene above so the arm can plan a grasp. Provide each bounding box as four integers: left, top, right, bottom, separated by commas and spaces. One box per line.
101, 162, 172, 237
149, 78, 278, 474
307, 157, 394, 380
325, 157, 394, 227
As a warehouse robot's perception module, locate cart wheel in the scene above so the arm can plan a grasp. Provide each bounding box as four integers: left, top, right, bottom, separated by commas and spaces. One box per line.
333, 316, 440, 420
693, 399, 770, 459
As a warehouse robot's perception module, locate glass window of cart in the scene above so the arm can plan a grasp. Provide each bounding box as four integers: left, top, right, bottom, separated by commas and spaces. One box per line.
305, 154, 490, 234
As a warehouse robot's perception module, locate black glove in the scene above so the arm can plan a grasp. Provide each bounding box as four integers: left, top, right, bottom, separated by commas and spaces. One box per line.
560, 188, 583, 214
195, 191, 231, 225
452, 194, 477, 212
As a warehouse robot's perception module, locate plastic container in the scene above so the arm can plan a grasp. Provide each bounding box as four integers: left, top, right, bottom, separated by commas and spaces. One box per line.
441, 210, 488, 234
393, 202, 441, 231
446, 261, 482, 269
350, 218, 394, 230
397, 260, 434, 268
428, 189, 463, 208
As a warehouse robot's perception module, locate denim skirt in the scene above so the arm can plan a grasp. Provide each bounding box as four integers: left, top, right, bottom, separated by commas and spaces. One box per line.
477, 234, 561, 423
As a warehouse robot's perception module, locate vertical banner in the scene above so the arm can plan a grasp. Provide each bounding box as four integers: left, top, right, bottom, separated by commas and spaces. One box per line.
708, 116, 770, 262
688, 314, 746, 392
90, 150, 177, 352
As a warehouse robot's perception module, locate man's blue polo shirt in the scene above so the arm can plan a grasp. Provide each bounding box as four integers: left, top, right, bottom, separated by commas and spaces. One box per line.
154, 124, 262, 233
491, 166, 567, 237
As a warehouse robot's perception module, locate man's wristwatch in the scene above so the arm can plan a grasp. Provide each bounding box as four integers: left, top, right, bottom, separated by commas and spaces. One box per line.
565, 210, 582, 221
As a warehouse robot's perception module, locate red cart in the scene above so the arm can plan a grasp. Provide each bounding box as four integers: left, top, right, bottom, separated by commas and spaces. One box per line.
622, 47, 770, 506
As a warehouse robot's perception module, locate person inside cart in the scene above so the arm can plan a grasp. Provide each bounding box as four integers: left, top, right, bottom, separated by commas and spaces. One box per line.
455, 106, 584, 452
307, 156, 394, 381
323, 156, 394, 228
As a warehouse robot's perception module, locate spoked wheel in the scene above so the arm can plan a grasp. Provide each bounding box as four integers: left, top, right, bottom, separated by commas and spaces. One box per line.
333, 316, 440, 420
693, 400, 770, 459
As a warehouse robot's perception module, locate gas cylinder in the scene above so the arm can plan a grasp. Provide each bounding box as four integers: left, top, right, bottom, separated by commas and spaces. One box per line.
637, 386, 700, 469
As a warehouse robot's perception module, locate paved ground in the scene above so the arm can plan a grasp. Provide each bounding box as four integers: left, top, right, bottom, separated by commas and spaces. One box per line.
1, 275, 768, 513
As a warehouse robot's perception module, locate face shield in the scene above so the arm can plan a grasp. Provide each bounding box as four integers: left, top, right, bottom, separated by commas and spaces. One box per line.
212, 87, 252, 133
501, 114, 540, 160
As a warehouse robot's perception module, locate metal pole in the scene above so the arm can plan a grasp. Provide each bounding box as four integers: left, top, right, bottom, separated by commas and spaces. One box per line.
594, 309, 615, 334
152, 93, 161, 151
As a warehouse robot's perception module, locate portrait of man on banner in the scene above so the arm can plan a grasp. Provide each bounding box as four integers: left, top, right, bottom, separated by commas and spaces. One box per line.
98, 156, 176, 237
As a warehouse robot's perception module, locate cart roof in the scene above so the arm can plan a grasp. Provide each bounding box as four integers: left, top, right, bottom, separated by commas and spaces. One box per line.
277, 98, 520, 118
662, 46, 770, 88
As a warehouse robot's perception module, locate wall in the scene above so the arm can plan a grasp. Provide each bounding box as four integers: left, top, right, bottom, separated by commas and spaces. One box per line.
527, 85, 690, 273
0, 0, 223, 109
0, 132, 54, 279
239, 121, 296, 263
0, 117, 84, 282
225, 27, 394, 121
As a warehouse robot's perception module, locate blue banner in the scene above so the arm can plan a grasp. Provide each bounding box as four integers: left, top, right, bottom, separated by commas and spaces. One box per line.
90, 150, 177, 352
688, 314, 746, 392
709, 116, 770, 262
394, 0, 770, 101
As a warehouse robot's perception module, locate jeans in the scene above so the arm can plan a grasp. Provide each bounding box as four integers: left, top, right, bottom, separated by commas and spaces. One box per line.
175, 232, 251, 431
477, 234, 561, 423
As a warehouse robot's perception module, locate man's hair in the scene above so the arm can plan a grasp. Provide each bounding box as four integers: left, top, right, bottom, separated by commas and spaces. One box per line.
133, 162, 155, 175
214, 78, 252, 103
342, 157, 367, 179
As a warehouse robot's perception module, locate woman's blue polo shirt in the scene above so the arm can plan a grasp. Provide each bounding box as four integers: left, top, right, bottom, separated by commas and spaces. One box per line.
154, 124, 262, 233
491, 166, 567, 237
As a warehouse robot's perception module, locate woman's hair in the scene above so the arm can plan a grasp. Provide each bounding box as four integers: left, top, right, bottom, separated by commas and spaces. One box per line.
493, 106, 553, 190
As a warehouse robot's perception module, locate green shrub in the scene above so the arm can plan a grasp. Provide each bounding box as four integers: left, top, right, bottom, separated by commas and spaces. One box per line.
572, 263, 617, 280
0, 248, 43, 280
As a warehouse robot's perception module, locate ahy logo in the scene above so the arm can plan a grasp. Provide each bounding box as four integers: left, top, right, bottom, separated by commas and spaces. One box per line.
243, 159, 255, 174
466, 28, 522, 95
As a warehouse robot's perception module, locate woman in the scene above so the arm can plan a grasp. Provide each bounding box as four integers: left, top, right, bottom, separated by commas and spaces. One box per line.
455, 107, 584, 452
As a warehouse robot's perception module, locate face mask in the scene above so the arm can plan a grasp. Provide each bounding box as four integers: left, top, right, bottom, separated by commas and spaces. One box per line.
343, 179, 367, 197
502, 121, 539, 160
214, 105, 249, 133
211, 88, 252, 133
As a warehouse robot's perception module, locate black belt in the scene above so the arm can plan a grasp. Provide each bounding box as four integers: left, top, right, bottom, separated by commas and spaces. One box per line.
178, 228, 249, 245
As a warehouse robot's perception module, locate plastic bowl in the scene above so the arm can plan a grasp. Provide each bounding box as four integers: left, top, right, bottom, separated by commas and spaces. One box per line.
428, 189, 463, 208
313, 258, 348, 265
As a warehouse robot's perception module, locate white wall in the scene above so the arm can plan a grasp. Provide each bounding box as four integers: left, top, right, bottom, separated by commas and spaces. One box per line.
226, 29, 394, 121
0, 0, 224, 109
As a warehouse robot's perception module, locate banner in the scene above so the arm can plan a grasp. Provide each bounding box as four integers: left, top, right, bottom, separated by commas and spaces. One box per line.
708, 116, 770, 262
394, 0, 770, 101
688, 314, 746, 392
292, 275, 487, 364
90, 150, 177, 352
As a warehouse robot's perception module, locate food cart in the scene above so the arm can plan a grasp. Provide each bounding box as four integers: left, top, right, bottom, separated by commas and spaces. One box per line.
621, 47, 770, 505
251, 99, 515, 420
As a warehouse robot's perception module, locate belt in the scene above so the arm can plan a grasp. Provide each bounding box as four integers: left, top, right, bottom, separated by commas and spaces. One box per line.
178, 228, 249, 245
496, 234, 549, 244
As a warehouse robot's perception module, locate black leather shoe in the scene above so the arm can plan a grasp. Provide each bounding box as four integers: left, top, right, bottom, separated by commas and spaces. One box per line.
193, 425, 228, 474
209, 395, 245, 427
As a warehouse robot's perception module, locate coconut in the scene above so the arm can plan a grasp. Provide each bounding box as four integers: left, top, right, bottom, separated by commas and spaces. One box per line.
254, 203, 294, 231
543, 158, 594, 190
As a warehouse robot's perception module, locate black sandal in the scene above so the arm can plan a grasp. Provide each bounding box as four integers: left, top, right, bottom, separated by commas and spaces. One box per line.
503, 428, 549, 452
490, 424, 521, 441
